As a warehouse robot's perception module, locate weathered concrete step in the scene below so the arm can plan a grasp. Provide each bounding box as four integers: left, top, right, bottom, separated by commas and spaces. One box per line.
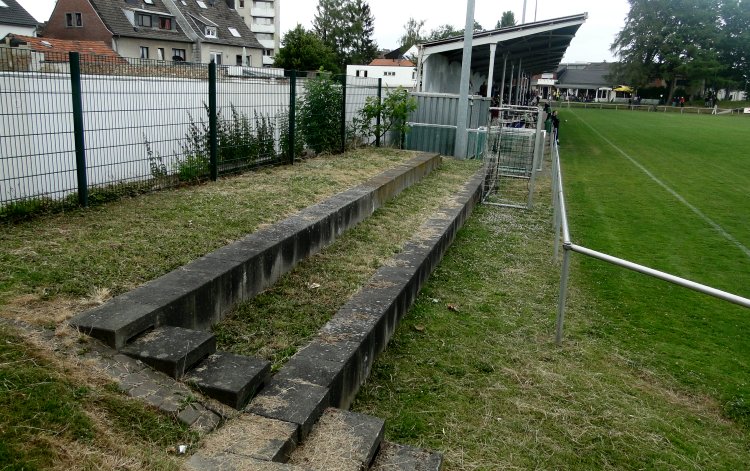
70, 153, 441, 350
248, 378, 330, 442
288, 408, 385, 471
185, 453, 311, 470
186, 351, 271, 410
369, 442, 443, 471
120, 326, 215, 379
189, 413, 300, 465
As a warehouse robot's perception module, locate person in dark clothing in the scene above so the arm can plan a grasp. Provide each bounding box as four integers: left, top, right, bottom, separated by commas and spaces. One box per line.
550, 111, 560, 143
479, 82, 487, 97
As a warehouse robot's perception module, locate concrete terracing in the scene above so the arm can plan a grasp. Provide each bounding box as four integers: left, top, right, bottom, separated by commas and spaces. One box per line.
69, 153, 442, 350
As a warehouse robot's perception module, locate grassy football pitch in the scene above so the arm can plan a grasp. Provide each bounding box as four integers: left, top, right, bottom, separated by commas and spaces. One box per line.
560, 108, 750, 424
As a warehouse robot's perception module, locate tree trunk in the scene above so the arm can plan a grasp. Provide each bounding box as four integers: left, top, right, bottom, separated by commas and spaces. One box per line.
666, 78, 678, 104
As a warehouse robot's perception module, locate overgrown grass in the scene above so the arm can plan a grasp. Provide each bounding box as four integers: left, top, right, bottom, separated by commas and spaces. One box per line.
214, 158, 482, 369
0, 324, 197, 469
0, 148, 414, 322
353, 173, 750, 468
560, 109, 750, 425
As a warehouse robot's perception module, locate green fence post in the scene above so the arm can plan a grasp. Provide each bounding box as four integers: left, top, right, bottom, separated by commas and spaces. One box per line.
69, 52, 88, 207
289, 70, 296, 165
208, 60, 218, 181
376, 78, 382, 148
340, 74, 347, 153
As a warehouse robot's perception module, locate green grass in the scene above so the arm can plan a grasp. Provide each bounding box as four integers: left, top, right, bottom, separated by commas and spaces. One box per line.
560, 109, 750, 424
0, 148, 414, 319
353, 112, 750, 468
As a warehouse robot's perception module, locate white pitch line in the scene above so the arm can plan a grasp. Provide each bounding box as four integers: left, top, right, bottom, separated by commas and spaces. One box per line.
572, 111, 750, 260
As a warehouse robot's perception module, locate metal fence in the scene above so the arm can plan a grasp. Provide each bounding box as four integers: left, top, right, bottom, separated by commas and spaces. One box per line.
550, 139, 750, 345
557, 100, 748, 115
0, 49, 381, 212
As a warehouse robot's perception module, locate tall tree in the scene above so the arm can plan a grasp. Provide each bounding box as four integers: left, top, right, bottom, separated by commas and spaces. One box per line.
425, 21, 482, 41
313, 0, 378, 67
611, 0, 722, 102
400, 17, 426, 48
496, 11, 517, 28
274, 25, 340, 73
345, 0, 379, 65
718, 0, 750, 89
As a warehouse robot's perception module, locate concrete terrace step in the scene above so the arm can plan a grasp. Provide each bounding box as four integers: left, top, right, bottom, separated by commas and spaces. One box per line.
70, 153, 441, 350
288, 408, 385, 471
186, 351, 271, 410
369, 442, 443, 471
185, 453, 311, 471
120, 326, 215, 379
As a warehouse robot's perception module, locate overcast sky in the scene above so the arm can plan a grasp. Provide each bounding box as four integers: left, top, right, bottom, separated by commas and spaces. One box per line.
18, 0, 630, 63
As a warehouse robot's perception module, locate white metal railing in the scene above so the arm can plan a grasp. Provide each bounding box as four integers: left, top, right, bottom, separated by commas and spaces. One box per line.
551, 140, 750, 345
558, 101, 748, 115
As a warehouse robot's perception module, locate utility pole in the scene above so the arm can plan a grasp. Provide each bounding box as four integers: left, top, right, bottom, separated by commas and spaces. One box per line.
522, 0, 527, 23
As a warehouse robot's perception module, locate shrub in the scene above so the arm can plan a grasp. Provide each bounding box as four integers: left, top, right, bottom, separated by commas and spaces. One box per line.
297, 72, 343, 154
353, 87, 417, 148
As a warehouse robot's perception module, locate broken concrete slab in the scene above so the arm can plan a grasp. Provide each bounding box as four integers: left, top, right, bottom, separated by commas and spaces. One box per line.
120, 326, 215, 378
198, 413, 299, 463
187, 352, 271, 410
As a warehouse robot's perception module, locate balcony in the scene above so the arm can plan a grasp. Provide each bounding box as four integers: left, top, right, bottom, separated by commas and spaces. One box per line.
257, 39, 275, 49
250, 7, 275, 18
250, 23, 275, 34
262, 55, 274, 66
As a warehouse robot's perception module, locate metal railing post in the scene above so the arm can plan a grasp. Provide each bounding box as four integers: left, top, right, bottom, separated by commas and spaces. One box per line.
376, 78, 382, 148
69, 52, 88, 207
340, 74, 347, 153
289, 70, 297, 165
208, 60, 218, 181
556, 245, 572, 345
526, 108, 544, 209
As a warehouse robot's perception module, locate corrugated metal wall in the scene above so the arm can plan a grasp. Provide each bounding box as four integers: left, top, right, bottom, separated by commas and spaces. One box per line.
405, 93, 491, 158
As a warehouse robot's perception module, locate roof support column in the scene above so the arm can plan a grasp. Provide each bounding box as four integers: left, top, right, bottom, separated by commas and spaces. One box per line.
499, 53, 508, 106
486, 43, 497, 98
454, 0, 476, 159
508, 62, 515, 106
516, 58, 523, 105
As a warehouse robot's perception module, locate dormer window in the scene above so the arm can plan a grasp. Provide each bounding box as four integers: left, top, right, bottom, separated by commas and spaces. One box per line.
137, 14, 152, 27
159, 17, 172, 30
205, 26, 217, 38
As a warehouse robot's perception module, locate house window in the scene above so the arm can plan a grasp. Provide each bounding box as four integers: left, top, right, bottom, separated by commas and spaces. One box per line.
66, 12, 83, 27
246, 55, 251, 66
140, 47, 149, 59
228, 27, 241, 37
239, 0, 245, 6
0, 1, 8, 7
159, 17, 172, 30
255, 33, 273, 41
210, 52, 222, 65
205, 26, 217, 38
157, 48, 165, 60
172, 48, 186, 61
138, 14, 152, 27
254, 17, 272, 25
236, 55, 243, 66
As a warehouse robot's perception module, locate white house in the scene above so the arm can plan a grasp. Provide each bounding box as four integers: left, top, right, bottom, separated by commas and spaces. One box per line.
0, 0, 37, 38
347, 58, 417, 89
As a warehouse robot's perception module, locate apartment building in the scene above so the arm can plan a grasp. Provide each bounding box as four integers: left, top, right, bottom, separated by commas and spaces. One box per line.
232, 0, 279, 66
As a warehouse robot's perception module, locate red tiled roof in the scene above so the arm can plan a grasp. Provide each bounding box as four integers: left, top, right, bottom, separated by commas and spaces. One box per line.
6, 34, 127, 63
368, 58, 415, 67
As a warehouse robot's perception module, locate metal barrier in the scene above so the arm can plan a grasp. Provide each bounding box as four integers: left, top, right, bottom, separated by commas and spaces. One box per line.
551, 140, 750, 345
558, 101, 747, 115
0, 49, 380, 214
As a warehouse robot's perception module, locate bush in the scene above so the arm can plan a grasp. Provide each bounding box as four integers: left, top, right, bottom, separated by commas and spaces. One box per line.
297, 72, 343, 154
352, 87, 417, 148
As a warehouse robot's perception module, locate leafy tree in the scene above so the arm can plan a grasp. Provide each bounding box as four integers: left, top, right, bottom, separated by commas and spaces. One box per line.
274, 25, 340, 72
400, 17, 426, 48
313, 0, 378, 67
611, 0, 722, 102
717, 0, 750, 88
352, 87, 418, 147
425, 21, 482, 41
496, 11, 517, 28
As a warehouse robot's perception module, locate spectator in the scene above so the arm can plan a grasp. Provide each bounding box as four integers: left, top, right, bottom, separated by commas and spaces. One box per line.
551, 111, 560, 144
